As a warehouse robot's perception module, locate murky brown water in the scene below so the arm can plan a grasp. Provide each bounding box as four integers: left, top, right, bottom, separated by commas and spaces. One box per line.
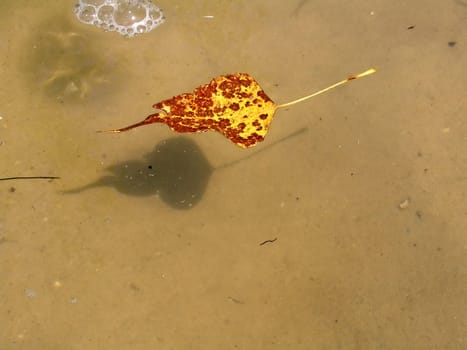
1, 1, 466, 349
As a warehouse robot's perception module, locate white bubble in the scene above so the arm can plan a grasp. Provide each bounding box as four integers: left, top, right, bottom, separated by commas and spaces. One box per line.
114, 2, 146, 26
78, 5, 96, 23
74, 0, 164, 38
136, 24, 146, 33
97, 5, 115, 22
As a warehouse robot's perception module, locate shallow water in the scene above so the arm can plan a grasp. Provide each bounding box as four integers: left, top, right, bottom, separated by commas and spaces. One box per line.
1, 0, 466, 349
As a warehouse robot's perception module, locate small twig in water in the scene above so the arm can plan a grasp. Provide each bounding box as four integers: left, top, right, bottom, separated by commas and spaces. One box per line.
0, 176, 60, 181
259, 237, 277, 246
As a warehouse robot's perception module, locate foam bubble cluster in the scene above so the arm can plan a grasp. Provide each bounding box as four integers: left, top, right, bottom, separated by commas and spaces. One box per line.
74, 0, 164, 38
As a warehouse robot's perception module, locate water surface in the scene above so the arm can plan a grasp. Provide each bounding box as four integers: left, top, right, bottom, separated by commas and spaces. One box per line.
1, 1, 466, 349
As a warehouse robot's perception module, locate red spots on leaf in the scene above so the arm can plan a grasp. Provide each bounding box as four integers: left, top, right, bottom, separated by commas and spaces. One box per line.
257, 90, 272, 102
218, 118, 231, 129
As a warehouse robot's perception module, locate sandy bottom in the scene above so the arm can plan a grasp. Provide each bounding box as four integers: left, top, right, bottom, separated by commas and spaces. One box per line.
1, 0, 466, 349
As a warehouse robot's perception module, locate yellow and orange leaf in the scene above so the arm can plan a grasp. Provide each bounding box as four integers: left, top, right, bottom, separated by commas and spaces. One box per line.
100, 68, 376, 148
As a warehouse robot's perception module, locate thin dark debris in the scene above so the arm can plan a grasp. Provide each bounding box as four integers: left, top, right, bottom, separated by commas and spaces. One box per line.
259, 237, 278, 246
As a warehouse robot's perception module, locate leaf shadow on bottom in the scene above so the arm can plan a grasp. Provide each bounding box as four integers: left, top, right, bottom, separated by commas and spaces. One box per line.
64, 137, 212, 210
64, 128, 307, 210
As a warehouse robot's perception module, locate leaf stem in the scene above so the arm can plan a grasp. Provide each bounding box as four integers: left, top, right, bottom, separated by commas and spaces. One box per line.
276, 68, 376, 109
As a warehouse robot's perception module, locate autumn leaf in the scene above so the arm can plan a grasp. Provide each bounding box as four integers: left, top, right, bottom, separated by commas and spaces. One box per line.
100, 68, 376, 148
